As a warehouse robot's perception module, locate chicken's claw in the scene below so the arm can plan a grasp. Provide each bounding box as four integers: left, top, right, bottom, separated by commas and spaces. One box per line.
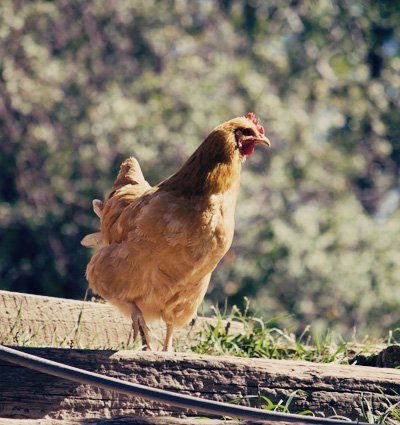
131, 303, 152, 351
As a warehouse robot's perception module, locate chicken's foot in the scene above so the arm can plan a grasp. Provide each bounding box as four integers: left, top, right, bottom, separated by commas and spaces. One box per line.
131, 303, 152, 351
162, 323, 174, 352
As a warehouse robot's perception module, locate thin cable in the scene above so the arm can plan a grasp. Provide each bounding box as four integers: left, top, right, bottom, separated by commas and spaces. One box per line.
0, 345, 371, 424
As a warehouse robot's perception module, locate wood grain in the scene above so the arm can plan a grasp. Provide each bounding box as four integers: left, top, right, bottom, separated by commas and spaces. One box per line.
0, 417, 289, 425
0, 290, 241, 350
0, 347, 399, 422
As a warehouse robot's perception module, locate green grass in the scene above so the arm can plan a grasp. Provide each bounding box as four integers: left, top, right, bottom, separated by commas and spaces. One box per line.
187, 298, 398, 366
360, 390, 400, 425
226, 389, 400, 425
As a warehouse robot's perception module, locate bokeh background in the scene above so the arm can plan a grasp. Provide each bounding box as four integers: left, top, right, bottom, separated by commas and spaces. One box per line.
1, 0, 399, 338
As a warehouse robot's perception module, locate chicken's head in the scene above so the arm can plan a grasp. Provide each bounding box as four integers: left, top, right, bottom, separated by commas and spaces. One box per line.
162, 112, 271, 196
208, 113, 271, 165
234, 112, 271, 157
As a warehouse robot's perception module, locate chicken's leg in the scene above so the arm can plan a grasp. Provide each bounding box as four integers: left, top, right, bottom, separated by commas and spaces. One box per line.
162, 323, 174, 352
131, 303, 152, 351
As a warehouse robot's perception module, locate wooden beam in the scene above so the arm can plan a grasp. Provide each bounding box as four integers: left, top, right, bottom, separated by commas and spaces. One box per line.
0, 418, 242, 425
0, 417, 295, 425
0, 290, 241, 350
0, 347, 399, 422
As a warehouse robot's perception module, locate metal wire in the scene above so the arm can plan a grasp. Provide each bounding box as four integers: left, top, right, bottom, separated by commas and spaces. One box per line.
0, 344, 372, 424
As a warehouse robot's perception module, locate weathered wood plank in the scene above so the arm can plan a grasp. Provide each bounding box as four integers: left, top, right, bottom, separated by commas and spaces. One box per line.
0, 418, 281, 425
0, 347, 399, 422
0, 290, 241, 350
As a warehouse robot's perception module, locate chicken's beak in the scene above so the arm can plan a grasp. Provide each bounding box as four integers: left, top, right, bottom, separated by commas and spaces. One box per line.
254, 135, 271, 147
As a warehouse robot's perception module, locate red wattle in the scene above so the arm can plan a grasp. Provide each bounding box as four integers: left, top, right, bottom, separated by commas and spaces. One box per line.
242, 142, 255, 156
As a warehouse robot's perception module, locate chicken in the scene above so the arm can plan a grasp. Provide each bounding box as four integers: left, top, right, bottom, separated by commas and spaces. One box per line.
82, 113, 270, 351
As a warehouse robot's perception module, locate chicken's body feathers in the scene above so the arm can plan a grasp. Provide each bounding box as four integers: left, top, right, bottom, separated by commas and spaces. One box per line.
87, 181, 237, 327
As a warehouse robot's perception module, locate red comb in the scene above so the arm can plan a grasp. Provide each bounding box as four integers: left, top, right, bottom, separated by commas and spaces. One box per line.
246, 112, 265, 135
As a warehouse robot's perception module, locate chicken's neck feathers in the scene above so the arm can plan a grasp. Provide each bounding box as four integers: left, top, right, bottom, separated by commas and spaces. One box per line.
159, 131, 242, 198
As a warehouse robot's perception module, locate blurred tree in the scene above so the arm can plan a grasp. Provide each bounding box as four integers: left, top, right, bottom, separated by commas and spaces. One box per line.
0, 0, 399, 336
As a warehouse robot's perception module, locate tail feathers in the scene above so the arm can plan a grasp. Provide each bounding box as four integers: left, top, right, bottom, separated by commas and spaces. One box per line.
84, 157, 151, 248
92, 199, 103, 218
112, 157, 151, 193
81, 232, 104, 248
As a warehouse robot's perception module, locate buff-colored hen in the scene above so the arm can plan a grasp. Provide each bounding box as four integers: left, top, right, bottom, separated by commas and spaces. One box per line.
82, 113, 270, 351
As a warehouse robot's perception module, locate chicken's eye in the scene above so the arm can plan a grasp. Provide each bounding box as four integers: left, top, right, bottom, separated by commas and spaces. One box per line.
241, 128, 254, 137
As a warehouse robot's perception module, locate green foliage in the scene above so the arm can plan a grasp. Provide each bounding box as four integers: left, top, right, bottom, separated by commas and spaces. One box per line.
231, 389, 400, 425
361, 390, 400, 425
230, 390, 314, 418
190, 299, 390, 365
0, 0, 399, 337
